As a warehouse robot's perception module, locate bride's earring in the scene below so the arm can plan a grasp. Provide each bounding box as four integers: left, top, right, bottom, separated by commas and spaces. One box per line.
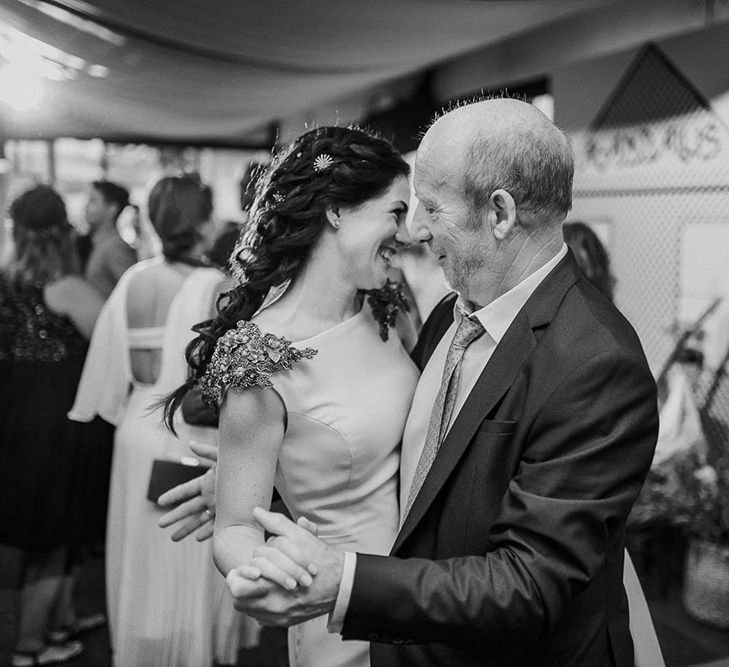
327, 209, 341, 230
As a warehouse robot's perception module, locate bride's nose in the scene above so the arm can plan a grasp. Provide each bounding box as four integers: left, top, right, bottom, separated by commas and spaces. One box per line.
394, 218, 412, 247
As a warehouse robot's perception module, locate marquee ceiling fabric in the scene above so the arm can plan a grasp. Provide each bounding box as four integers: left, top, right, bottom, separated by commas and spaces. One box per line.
0, 0, 609, 146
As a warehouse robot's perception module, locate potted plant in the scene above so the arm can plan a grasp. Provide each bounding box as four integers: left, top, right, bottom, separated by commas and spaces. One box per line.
630, 428, 729, 628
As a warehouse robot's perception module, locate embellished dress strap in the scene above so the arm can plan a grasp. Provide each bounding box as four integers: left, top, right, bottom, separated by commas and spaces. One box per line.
199, 321, 317, 410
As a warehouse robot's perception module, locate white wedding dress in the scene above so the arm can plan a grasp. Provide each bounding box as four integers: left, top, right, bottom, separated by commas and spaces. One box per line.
252, 306, 419, 667
70, 259, 246, 667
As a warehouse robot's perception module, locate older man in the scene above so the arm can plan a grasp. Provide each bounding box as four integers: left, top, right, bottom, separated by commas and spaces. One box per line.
197, 99, 659, 666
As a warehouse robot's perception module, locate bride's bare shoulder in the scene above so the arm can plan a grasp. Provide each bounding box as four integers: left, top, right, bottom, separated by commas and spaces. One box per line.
250, 305, 298, 340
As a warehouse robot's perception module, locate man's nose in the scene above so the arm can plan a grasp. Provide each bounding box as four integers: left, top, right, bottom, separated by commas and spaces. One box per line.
409, 203, 432, 244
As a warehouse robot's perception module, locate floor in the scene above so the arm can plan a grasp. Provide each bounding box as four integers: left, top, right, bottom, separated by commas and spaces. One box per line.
1, 542, 728, 667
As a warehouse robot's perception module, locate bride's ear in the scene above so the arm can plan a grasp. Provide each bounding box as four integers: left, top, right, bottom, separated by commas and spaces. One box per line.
325, 207, 341, 230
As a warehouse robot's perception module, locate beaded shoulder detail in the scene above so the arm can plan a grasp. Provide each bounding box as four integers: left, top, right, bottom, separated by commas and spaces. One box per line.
199, 321, 317, 409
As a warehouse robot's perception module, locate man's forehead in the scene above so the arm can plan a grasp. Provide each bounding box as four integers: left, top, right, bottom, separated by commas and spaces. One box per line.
413, 163, 449, 194
415, 142, 458, 193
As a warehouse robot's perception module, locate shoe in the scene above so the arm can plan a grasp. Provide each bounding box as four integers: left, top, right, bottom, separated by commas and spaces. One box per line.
11, 640, 83, 666
48, 613, 106, 644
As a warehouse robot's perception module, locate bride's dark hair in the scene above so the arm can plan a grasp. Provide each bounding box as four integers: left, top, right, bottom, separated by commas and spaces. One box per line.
164, 126, 409, 429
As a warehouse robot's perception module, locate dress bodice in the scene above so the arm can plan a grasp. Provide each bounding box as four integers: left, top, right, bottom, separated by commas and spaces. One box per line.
0, 276, 86, 363
264, 308, 419, 553
200, 303, 419, 667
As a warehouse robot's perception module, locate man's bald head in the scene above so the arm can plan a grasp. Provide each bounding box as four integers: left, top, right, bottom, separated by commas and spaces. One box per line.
420, 98, 574, 225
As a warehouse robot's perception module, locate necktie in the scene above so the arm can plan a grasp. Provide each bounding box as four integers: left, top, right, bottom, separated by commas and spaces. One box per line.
403, 313, 486, 519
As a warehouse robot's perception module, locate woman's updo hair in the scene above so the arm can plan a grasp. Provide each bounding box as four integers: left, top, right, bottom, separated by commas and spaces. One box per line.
147, 174, 213, 263
164, 126, 409, 429
7, 184, 78, 286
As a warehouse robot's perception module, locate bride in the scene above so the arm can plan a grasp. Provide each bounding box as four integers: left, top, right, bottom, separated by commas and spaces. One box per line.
165, 126, 419, 667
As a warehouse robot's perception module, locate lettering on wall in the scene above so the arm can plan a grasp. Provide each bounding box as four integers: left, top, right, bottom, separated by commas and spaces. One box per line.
585, 119, 721, 171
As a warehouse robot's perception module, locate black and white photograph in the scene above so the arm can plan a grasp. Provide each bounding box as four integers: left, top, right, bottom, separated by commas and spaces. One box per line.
1, 2, 729, 666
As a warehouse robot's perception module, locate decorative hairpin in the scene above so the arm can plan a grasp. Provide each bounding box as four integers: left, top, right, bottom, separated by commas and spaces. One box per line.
272, 192, 285, 203
313, 154, 334, 173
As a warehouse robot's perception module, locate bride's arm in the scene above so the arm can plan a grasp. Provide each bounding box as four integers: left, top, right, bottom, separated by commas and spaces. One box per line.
213, 386, 284, 576
214, 386, 314, 593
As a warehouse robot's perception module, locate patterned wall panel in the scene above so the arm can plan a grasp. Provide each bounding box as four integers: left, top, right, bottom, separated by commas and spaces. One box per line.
569, 43, 729, 443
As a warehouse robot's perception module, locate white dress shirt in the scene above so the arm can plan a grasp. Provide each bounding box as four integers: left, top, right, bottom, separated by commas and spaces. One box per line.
329, 244, 568, 631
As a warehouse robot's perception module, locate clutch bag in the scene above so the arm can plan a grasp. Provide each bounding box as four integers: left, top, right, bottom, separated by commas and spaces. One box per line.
147, 458, 207, 503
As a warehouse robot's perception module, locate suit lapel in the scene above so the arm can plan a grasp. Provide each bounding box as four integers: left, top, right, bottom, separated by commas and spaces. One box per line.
392, 252, 582, 553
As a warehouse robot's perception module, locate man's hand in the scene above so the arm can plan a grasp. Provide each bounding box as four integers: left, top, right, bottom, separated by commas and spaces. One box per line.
157, 442, 217, 542
225, 507, 344, 626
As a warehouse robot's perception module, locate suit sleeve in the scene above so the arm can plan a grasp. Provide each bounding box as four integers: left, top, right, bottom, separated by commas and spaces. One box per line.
342, 349, 658, 646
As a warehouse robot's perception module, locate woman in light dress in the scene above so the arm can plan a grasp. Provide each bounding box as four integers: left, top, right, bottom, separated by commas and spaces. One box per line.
164, 127, 418, 667
70, 174, 243, 666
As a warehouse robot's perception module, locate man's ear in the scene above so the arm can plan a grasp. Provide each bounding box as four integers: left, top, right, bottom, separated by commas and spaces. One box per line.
488, 189, 517, 241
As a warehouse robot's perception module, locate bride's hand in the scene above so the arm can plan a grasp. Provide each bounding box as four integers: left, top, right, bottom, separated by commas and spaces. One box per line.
235, 516, 320, 590
237, 544, 315, 591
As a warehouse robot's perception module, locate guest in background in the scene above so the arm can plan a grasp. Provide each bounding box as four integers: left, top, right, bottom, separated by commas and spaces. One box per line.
84, 180, 137, 298
564, 219, 665, 667
70, 174, 242, 667
0, 185, 104, 667
562, 221, 615, 300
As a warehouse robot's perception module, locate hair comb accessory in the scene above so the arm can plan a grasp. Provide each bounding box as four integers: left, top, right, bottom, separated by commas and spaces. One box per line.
313, 154, 334, 173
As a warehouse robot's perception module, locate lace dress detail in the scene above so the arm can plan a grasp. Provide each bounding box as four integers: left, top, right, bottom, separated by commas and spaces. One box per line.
0, 277, 86, 362
200, 320, 317, 408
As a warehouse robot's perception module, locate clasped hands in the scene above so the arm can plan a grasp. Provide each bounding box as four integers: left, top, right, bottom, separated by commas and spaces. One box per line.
225, 507, 345, 627
156, 447, 343, 626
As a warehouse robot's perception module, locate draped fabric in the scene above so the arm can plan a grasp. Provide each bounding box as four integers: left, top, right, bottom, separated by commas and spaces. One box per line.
0, 0, 606, 144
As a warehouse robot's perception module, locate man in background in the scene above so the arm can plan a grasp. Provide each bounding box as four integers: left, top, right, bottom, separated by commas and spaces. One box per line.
83, 180, 137, 298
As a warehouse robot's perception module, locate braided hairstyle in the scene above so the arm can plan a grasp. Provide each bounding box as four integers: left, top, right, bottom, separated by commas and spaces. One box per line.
164, 126, 409, 429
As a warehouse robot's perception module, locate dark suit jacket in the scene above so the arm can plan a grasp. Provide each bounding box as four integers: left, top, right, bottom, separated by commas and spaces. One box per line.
342, 251, 659, 667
